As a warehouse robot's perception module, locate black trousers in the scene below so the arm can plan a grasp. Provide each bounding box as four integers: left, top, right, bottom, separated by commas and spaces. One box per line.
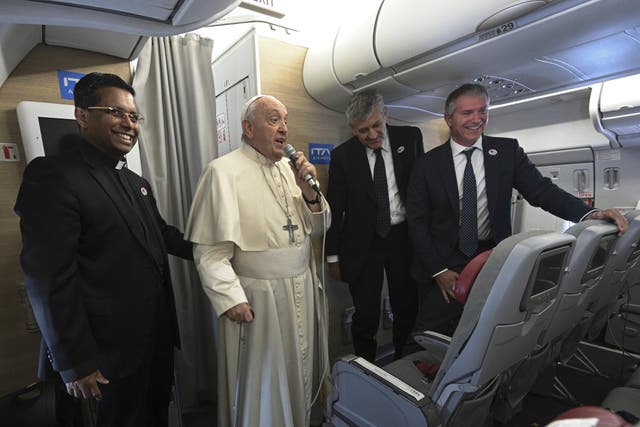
410, 240, 496, 342
93, 291, 174, 427
349, 222, 418, 362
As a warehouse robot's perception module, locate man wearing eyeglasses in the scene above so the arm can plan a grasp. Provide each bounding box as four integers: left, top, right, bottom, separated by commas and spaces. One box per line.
15, 72, 193, 427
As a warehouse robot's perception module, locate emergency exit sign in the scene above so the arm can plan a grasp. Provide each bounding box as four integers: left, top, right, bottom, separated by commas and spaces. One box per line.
240, 0, 286, 18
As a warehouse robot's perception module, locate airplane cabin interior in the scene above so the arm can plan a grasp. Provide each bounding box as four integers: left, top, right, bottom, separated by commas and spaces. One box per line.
1, 1, 640, 426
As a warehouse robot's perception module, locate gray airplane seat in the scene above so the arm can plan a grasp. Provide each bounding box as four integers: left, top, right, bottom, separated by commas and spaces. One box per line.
548, 365, 640, 427
586, 211, 640, 343
499, 220, 619, 409
492, 220, 618, 422
626, 365, 640, 389
325, 231, 575, 427
599, 362, 640, 425
605, 211, 640, 352
601, 365, 640, 419
550, 220, 620, 363
601, 387, 640, 424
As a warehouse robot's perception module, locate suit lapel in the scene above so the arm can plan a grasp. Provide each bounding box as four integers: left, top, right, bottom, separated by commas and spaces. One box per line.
124, 171, 167, 266
388, 126, 407, 187
82, 153, 150, 256
349, 137, 376, 202
438, 140, 459, 217
482, 136, 500, 220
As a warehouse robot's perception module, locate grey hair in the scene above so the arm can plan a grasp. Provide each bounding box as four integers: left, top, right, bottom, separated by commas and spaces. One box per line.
240, 94, 286, 142
444, 83, 490, 116
345, 91, 385, 125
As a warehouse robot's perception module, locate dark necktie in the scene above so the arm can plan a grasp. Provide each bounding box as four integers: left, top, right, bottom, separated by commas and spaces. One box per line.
373, 148, 391, 238
459, 148, 478, 257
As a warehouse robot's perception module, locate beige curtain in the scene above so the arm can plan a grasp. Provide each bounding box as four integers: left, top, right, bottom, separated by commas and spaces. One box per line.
132, 34, 218, 413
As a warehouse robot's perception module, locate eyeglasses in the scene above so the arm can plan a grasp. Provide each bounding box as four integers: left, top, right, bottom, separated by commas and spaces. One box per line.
87, 106, 145, 123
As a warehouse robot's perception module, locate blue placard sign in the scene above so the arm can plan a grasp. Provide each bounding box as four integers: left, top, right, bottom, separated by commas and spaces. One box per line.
57, 70, 85, 100
309, 143, 333, 164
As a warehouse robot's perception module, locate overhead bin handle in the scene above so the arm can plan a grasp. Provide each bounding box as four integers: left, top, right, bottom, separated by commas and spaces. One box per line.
573, 169, 588, 192
603, 167, 620, 190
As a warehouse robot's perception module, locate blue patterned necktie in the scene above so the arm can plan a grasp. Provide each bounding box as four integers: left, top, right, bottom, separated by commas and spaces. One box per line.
459, 148, 478, 257
374, 148, 391, 238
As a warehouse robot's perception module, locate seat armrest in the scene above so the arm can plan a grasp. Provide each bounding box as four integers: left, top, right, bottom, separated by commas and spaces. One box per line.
413, 331, 451, 359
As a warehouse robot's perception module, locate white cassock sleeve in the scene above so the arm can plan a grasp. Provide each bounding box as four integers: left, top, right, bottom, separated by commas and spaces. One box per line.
193, 242, 248, 317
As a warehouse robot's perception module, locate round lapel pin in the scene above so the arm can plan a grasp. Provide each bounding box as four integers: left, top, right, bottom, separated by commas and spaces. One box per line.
488, 148, 498, 156
140, 187, 148, 196
397, 146, 405, 154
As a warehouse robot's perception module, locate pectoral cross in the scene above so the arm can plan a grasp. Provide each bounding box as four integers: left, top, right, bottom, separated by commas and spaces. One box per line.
283, 217, 299, 243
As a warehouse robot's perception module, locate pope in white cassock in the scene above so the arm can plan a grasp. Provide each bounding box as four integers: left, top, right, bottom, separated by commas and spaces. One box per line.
185, 95, 330, 427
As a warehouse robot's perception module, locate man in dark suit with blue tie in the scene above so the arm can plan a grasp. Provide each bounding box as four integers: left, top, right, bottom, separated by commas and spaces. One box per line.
15, 72, 193, 426
326, 91, 424, 362
407, 83, 627, 337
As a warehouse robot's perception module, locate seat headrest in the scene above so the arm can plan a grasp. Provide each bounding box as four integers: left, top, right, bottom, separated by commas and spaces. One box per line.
454, 250, 492, 304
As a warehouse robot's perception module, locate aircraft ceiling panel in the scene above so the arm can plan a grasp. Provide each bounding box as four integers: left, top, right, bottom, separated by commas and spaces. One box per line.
385, 104, 442, 123
353, 76, 419, 104
45, 25, 146, 59
386, 93, 446, 122
481, 60, 583, 103
543, 32, 640, 82
33, 0, 177, 21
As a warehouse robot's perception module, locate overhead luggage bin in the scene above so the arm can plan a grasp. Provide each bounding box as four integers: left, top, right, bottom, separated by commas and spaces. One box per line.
0, 0, 241, 36
302, 38, 353, 113
374, 0, 548, 67
332, 0, 382, 85
592, 73, 640, 147
0, 0, 240, 61
303, 0, 640, 122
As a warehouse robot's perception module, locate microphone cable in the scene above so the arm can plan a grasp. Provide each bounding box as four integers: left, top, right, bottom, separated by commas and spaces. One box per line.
307, 190, 333, 422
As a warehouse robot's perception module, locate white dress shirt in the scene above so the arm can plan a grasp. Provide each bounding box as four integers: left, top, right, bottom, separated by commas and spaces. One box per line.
366, 134, 405, 226
434, 136, 597, 278
327, 134, 404, 264
433, 137, 491, 278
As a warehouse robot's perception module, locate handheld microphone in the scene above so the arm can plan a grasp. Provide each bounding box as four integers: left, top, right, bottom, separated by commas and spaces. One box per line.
284, 144, 320, 193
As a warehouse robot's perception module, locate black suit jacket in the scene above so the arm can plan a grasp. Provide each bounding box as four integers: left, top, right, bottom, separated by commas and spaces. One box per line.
14, 136, 193, 383
326, 125, 423, 283
407, 135, 593, 282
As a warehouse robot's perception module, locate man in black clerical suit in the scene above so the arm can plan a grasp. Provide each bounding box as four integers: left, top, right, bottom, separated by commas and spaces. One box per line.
326, 91, 423, 362
407, 83, 628, 338
15, 72, 193, 427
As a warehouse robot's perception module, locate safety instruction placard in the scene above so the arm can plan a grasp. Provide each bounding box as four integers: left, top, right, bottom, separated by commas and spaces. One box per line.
1, 143, 20, 161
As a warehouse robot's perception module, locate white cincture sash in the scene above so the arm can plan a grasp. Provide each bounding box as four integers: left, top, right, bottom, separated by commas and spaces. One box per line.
232, 238, 310, 280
